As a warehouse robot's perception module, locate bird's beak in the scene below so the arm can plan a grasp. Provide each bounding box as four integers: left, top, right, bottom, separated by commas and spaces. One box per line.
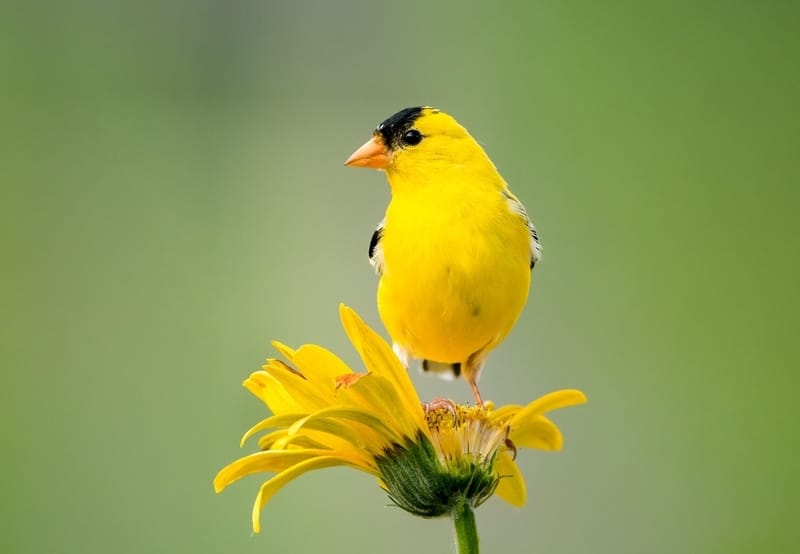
344, 135, 390, 169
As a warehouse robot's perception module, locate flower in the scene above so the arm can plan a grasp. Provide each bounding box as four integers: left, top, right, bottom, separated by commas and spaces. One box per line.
214, 305, 586, 534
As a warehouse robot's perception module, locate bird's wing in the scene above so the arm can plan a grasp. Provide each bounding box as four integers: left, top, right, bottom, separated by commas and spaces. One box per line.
503, 189, 542, 268
368, 219, 385, 275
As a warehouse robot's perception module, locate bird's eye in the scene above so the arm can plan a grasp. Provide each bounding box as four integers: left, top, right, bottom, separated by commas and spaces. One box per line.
401, 129, 423, 146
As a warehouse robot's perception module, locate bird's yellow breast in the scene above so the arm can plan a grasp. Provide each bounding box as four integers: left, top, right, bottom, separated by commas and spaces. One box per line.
377, 182, 531, 363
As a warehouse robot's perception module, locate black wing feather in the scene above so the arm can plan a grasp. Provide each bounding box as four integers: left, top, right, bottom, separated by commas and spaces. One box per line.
368, 222, 385, 275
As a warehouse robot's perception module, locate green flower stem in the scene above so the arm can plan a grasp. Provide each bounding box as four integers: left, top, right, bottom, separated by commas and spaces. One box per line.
452, 498, 479, 554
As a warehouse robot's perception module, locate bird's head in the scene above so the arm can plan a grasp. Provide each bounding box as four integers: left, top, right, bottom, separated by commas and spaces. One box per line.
345, 107, 495, 183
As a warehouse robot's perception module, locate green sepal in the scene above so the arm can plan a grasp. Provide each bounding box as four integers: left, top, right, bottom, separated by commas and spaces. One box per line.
375, 430, 498, 518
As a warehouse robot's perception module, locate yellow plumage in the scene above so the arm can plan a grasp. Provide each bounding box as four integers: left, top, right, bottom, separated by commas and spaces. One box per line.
345, 107, 540, 404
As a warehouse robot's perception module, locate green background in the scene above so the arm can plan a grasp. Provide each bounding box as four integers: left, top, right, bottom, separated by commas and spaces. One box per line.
3, 1, 798, 553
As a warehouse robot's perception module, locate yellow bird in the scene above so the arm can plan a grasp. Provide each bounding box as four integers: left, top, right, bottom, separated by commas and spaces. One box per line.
345, 107, 540, 405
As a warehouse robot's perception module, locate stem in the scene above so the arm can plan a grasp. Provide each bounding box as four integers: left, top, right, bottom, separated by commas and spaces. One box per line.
452, 498, 479, 554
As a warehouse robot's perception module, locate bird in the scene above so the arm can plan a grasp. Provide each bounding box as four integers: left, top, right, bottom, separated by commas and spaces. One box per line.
344, 107, 540, 406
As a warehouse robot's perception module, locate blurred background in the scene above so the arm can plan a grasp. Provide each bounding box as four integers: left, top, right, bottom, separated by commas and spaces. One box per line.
3, 1, 798, 552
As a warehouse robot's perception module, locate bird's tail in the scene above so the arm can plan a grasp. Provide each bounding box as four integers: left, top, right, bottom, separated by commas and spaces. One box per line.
392, 342, 461, 381
421, 359, 461, 380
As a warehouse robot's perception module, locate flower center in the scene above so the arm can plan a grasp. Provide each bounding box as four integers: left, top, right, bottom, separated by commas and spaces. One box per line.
425, 403, 509, 466
373, 402, 508, 518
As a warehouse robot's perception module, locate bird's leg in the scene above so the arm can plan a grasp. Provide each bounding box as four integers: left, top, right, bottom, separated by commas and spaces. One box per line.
466, 377, 484, 407
464, 350, 489, 407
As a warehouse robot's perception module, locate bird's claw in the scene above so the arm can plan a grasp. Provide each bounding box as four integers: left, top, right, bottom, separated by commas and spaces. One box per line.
422, 397, 458, 420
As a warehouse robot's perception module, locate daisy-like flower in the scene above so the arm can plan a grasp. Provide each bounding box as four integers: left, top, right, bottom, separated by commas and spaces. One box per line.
214, 305, 586, 553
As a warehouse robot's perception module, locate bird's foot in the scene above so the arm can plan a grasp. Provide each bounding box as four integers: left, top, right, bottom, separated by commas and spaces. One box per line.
422, 397, 457, 419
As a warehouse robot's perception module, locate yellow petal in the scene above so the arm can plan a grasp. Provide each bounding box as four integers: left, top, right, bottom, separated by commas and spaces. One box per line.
213, 449, 330, 493
244, 371, 300, 414
254, 429, 290, 450
251, 456, 362, 533
269, 428, 378, 456
510, 415, 563, 451
270, 433, 330, 451
240, 412, 307, 447
257, 429, 339, 452
338, 305, 425, 431
493, 450, 526, 507
262, 359, 335, 411
288, 405, 400, 449
291, 343, 353, 383
270, 341, 296, 362
339, 373, 419, 439
511, 389, 587, 425
488, 403, 524, 424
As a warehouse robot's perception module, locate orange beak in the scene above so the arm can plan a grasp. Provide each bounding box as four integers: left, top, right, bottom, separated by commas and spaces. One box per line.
344, 135, 390, 169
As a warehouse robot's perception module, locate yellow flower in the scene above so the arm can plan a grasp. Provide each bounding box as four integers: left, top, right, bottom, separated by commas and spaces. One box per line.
214, 305, 586, 533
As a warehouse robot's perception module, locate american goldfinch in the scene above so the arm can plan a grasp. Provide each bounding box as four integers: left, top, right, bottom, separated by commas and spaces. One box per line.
345, 107, 540, 405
